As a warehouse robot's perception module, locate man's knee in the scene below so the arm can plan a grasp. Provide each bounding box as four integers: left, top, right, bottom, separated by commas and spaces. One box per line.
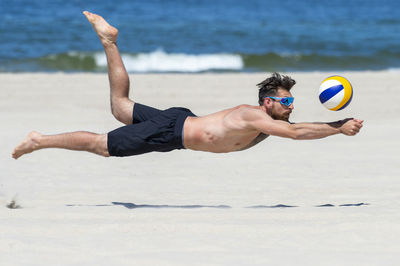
94, 134, 110, 157
110, 97, 134, 124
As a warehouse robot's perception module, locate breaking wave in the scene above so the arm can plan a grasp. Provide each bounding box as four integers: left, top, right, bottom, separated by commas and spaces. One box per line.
2, 49, 400, 72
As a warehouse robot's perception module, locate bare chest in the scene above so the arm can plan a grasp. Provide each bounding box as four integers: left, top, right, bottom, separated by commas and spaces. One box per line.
186, 119, 269, 152
184, 105, 269, 152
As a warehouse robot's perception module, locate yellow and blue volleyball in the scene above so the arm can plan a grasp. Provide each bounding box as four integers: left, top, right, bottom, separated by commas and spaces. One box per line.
318, 76, 353, 111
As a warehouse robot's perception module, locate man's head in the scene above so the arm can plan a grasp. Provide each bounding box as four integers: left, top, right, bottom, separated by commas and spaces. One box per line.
257, 72, 296, 121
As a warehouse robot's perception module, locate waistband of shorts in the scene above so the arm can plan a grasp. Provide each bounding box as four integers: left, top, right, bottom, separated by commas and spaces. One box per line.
174, 110, 196, 146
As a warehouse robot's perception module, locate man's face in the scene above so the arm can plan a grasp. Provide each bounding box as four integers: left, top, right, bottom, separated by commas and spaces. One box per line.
265, 88, 294, 121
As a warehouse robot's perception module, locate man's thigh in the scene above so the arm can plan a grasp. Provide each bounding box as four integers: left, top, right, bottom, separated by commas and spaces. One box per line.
132, 103, 163, 123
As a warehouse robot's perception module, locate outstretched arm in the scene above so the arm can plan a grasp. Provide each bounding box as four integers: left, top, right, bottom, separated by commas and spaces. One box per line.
245, 109, 363, 140
286, 119, 363, 139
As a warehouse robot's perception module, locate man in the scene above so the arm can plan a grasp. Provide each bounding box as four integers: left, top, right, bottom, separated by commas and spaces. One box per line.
12, 11, 363, 159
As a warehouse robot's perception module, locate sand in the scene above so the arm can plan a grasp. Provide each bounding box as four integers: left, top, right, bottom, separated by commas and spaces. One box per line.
1, 72, 399, 265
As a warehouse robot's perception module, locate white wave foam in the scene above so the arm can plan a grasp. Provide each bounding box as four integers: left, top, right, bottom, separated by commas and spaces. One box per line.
387, 67, 400, 72
94, 49, 243, 72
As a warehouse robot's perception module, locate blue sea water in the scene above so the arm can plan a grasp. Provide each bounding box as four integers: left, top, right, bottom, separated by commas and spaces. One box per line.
1, 0, 400, 72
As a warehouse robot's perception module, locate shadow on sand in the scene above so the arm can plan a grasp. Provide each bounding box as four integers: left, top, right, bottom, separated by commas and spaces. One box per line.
246, 204, 298, 208
111, 202, 232, 209
316, 203, 369, 207
65, 202, 369, 209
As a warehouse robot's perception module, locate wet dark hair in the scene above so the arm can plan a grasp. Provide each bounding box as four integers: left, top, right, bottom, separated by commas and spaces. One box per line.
257, 72, 296, 105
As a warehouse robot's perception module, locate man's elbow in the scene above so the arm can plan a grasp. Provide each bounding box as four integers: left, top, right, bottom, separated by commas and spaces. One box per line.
289, 131, 300, 140
269, 127, 300, 140
287, 125, 304, 140
273, 130, 299, 140
286, 128, 303, 140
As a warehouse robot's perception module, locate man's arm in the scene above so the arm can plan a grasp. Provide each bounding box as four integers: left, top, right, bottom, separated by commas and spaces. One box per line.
286, 119, 363, 139
244, 109, 363, 140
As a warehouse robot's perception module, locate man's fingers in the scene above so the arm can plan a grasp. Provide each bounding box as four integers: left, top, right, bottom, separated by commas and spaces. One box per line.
341, 118, 364, 136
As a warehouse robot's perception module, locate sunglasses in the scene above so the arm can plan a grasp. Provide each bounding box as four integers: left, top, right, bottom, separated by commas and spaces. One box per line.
264, 96, 294, 107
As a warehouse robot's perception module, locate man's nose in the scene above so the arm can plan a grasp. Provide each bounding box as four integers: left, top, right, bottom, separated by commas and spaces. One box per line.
288, 103, 294, 110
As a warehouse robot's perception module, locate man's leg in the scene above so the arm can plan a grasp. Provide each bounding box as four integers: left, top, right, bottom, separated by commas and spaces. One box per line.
84, 11, 134, 125
12, 131, 109, 159
12, 13, 138, 160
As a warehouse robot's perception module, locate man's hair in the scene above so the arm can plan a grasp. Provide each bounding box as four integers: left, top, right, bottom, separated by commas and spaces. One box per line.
257, 72, 296, 105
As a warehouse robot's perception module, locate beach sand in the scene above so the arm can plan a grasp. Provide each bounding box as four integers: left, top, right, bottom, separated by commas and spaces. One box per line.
1, 72, 399, 265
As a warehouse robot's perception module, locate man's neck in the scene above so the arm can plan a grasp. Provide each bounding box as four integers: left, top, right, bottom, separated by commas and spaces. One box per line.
257, 105, 271, 117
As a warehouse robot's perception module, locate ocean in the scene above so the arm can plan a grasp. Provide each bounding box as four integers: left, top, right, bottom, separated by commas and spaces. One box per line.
1, 0, 399, 73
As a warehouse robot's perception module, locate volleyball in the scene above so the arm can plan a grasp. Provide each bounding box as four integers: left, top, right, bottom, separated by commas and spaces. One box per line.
318, 76, 353, 111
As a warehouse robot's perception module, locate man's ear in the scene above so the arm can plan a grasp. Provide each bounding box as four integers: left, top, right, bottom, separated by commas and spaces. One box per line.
263, 98, 272, 107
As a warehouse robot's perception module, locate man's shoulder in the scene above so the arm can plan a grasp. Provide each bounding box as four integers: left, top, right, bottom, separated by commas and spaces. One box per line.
233, 104, 270, 120
233, 104, 258, 110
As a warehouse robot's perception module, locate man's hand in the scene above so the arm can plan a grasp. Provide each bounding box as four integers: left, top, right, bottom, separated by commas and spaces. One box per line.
339, 118, 364, 136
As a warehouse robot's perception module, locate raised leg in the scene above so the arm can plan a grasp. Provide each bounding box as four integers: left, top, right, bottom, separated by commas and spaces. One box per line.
83, 11, 134, 125
12, 131, 109, 159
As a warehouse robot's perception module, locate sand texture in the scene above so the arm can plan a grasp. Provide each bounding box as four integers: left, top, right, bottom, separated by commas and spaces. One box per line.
1, 72, 399, 265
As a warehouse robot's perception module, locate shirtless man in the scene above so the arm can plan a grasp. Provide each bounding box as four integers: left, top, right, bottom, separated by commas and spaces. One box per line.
12, 11, 363, 159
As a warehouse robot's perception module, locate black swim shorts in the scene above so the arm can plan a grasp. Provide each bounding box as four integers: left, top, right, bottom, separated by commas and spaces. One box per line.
107, 103, 196, 157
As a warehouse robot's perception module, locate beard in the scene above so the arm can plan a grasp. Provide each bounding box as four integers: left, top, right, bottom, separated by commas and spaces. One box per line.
271, 111, 291, 122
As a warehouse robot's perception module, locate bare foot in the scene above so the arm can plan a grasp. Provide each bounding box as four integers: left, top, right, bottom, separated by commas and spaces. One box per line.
12, 131, 42, 159
83, 11, 118, 46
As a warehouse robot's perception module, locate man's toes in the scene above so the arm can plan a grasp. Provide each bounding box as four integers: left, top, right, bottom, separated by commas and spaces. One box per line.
83, 11, 95, 22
